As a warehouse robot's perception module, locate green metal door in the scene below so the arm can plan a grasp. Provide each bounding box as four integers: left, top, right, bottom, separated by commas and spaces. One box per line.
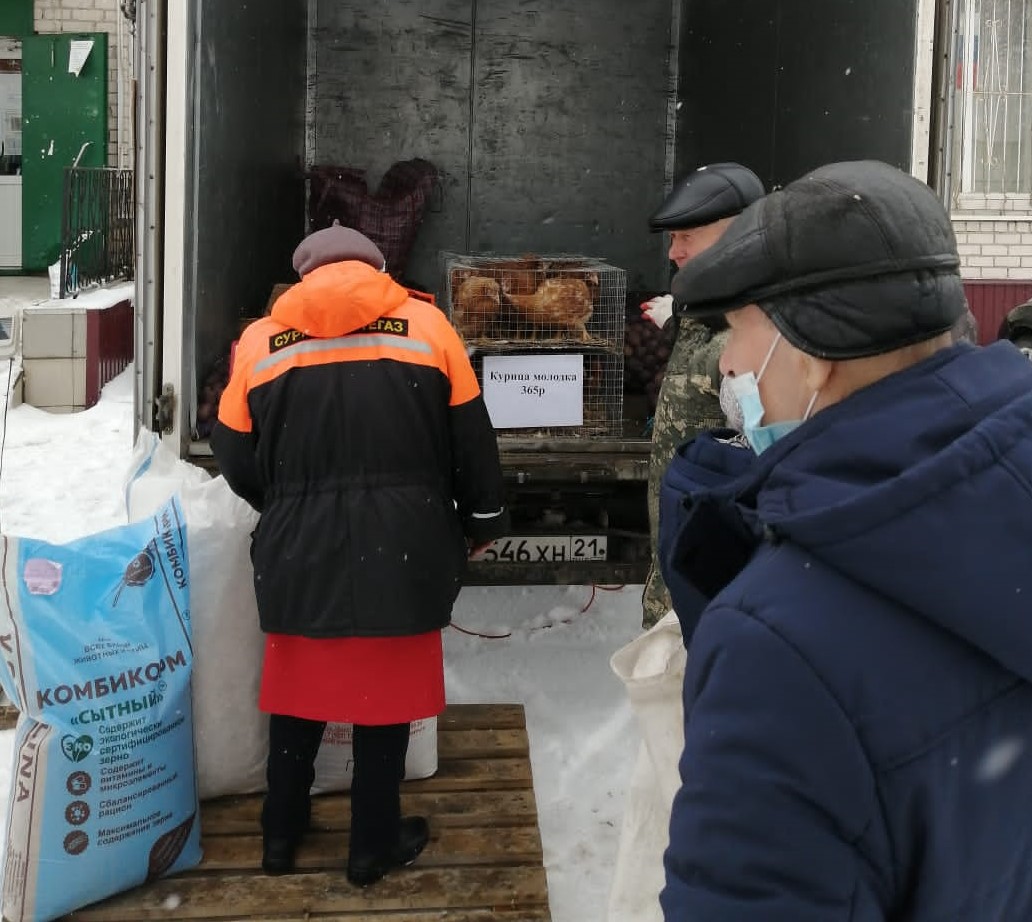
20, 33, 107, 271
0, 0, 33, 37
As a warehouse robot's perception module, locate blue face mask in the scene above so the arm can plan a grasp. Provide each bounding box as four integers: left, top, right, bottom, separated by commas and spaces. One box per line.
726, 333, 818, 455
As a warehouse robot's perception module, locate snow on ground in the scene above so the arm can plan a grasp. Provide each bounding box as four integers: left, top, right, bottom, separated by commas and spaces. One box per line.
447, 585, 641, 919
0, 364, 644, 921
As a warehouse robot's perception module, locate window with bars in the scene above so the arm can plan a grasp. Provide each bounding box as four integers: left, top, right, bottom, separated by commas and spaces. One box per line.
952, 0, 1032, 205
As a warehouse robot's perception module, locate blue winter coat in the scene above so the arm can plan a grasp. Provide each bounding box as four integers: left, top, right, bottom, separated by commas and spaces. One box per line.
658, 341, 1032, 921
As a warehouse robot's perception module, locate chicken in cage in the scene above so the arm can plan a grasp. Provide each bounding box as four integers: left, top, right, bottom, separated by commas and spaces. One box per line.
444, 254, 624, 348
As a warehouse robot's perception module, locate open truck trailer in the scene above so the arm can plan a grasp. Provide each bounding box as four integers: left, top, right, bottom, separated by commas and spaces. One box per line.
134, 0, 946, 586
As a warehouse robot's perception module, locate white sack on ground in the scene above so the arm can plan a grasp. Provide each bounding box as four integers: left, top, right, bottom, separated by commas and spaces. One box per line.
124, 432, 439, 797
607, 610, 686, 922
312, 717, 438, 793
125, 432, 268, 800
47, 261, 61, 300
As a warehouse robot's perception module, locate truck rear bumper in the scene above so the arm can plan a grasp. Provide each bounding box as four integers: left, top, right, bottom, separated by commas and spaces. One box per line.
471, 437, 652, 586
189, 438, 653, 586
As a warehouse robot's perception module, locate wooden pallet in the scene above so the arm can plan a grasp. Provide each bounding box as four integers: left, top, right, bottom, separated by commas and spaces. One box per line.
35, 703, 550, 921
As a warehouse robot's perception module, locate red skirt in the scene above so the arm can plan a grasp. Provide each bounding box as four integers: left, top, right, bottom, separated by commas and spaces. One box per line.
258, 630, 445, 725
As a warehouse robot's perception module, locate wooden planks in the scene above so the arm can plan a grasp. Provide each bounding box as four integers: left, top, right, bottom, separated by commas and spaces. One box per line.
66, 869, 551, 922
59, 704, 550, 921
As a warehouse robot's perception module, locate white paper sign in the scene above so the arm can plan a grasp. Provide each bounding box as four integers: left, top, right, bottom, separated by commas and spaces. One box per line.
68, 40, 94, 77
0, 73, 20, 157
482, 354, 584, 428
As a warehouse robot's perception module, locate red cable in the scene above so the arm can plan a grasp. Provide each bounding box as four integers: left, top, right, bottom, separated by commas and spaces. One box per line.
449, 622, 512, 640
579, 583, 626, 613
579, 585, 598, 613
450, 584, 628, 638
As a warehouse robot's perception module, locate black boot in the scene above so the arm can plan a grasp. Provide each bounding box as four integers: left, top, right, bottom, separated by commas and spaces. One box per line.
262, 836, 300, 875
346, 722, 419, 887
346, 815, 430, 887
262, 713, 325, 875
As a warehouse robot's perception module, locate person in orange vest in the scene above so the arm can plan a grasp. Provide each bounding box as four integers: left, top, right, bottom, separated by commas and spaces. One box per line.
212, 223, 508, 886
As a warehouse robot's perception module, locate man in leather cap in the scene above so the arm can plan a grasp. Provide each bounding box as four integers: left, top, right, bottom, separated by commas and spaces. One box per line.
640, 162, 765, 628
658, 160, 1032, 920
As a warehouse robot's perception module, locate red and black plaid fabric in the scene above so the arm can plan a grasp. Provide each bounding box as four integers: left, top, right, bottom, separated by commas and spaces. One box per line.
308, 159, 440, 279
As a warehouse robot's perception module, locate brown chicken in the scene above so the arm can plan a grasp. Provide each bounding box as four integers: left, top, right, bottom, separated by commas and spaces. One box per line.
502, 276, 595, 341
452, 274, 501, 338
488, 257, 543, 298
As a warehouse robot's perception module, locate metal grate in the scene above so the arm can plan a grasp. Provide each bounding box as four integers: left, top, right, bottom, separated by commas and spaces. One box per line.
954, 0, 1032, 196
442, 253, 627, 438
60, 167, 135, 298
441, 253, 626, 349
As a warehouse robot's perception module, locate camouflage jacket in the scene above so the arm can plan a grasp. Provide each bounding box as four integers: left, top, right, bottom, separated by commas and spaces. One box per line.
642, 318, 726, 627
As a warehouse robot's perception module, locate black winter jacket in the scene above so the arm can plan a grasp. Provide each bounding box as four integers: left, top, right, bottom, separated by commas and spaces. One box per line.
211, 261, 508, 638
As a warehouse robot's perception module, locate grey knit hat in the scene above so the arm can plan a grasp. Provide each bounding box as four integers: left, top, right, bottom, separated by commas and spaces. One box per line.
292, 222, 386, 277
670, 160, 966, 359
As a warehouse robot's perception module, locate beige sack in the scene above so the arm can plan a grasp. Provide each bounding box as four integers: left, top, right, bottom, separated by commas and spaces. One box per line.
607, 610, 686, 922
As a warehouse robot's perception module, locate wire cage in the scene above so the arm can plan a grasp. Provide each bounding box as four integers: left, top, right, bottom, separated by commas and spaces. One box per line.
441, 253, 626, 349
442, 253, 627, 438
469, 349, 624, 439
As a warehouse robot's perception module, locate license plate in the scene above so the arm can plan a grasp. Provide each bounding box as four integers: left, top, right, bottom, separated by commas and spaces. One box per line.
471, 535, 607, 563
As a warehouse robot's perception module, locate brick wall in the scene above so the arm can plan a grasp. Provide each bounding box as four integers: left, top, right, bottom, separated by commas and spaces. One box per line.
953, 218, 1032, 281
33, 0, 133, 167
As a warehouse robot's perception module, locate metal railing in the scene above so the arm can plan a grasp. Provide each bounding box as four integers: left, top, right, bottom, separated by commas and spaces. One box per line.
59, 167, 135, 299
